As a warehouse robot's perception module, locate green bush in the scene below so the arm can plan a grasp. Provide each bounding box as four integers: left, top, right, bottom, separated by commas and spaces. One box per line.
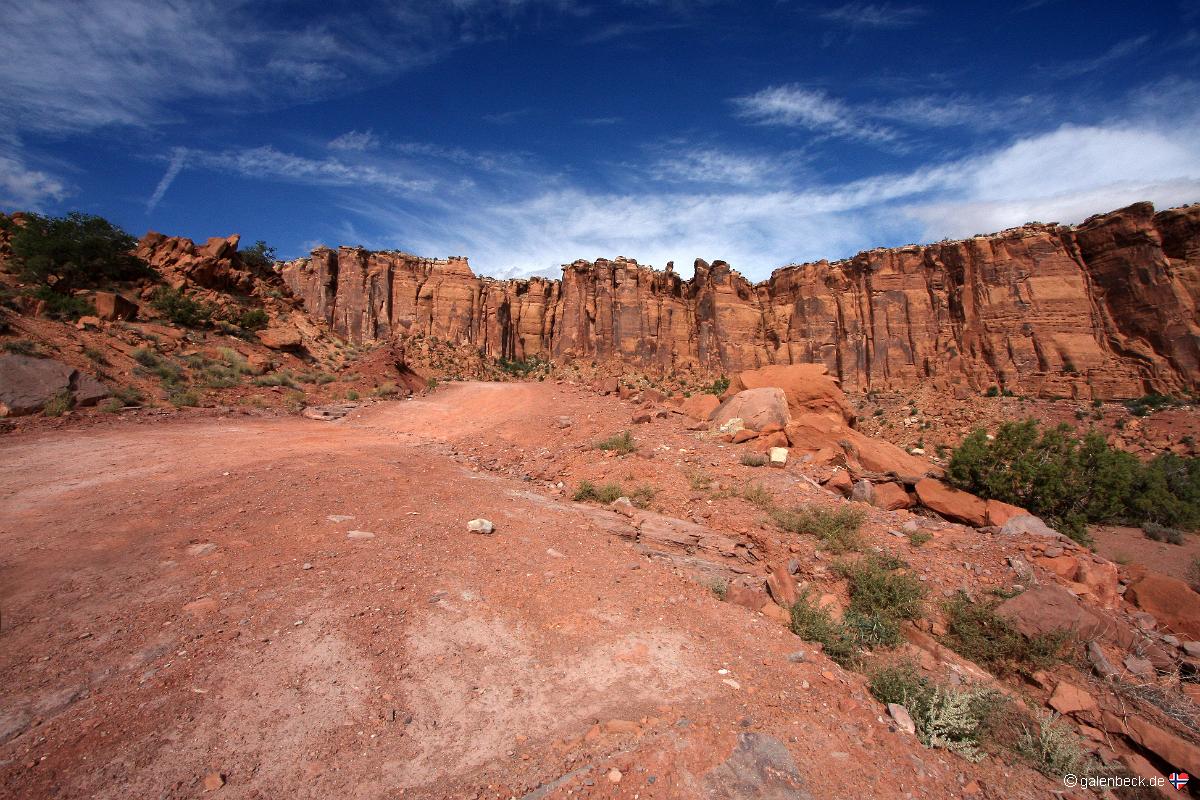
235, 308, 269, 330
909, 531, 932, 547
99, 398, 124, 413
596, 430, 636, 454
252, 371, 299, 389
741, 483, 774, 508
497, 355, 548, 377
42, 389, 74, 417
1018, 713, 1094, 778
572, 480, 655, 507
839, 555, 925, 623
1125, 394, 1175, 417
703, 376, 730, 396
868, 662, 1002, 762
2, 339, 38, 356
150, 287, 212, 327
740, 453, 768, 467
9, 212, 152, 291
771, 505, 865, 552
239, 240, 276, 271
947, 419, 1200, 540
28, 286, 96, 320
1142, 521, 1186, 545
943, 592, 1069, 675
168, 389, 200, 407
346, 389, 360, 401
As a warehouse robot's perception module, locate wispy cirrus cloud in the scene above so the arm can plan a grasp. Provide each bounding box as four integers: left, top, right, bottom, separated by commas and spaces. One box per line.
146, 148, 187, 212
0, 0, 587, 137
818, 2, 927, 28
732, 85, 1048, 144
1041, 34, 1152, 78
731, 86, 898, 144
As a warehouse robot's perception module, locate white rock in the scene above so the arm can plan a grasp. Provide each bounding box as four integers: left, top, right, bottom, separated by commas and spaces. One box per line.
467, 518, 495, 534
347, 530, 375, 540
327, 514, 354, 523
887, 703, 916, 735
769, 447, 788, 468
719, 417, 745, 435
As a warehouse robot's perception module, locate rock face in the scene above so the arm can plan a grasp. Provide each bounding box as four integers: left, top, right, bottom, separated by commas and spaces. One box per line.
280, 202, 1200, 399
0, 355, 110, 416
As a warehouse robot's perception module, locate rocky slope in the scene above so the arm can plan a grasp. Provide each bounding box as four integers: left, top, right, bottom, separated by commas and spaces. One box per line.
280, 201, 1200, 400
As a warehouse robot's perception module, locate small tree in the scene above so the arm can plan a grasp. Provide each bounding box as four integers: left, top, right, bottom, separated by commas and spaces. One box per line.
240, 240, 276, 271
10, 212, 152, 291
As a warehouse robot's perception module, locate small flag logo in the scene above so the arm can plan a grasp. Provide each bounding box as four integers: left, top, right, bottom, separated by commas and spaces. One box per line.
1169, 772, 1189, 790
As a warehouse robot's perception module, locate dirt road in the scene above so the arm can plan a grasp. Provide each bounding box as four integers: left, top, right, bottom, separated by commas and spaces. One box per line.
0, 382, 1035, 799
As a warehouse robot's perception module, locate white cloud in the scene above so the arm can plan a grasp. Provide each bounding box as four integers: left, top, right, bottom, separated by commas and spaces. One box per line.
732, 85, 897, 144
0, 149, 69, 210
818, 2, 927, 28
329, 130, 382, 152
330, 119, 1200, 280
146, 148, 187, 212
0, 0, 584, 137
190, 146, 439, 194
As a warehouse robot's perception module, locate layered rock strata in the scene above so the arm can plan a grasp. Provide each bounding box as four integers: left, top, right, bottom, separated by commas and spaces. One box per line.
272, 202, 1200, 399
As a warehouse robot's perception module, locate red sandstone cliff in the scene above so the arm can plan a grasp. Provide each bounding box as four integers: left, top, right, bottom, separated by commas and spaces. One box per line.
272, 201, 1200, 399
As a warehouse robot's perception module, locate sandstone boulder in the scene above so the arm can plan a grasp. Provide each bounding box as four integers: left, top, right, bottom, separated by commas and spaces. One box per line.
985, 499, 1026, 527
680, 393, 720, 421
1124, 573, 1200, 639
92, 291, 138, 321
995, 584, 1111, 641
0, 355, 110, 416
766, 564, 799, 608
871, 482, 912, 511
711, 388, 790, 432
258, 325, 303, 351
0, 355, 72, 416
823, 470, 852, 497
726, 363, 854, 426
914, 479, 987, 527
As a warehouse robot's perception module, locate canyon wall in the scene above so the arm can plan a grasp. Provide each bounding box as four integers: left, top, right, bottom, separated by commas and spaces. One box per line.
277, 201, 1200, 399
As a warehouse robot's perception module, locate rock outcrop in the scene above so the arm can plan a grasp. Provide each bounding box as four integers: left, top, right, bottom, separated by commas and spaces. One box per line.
277, 202, 1200, 399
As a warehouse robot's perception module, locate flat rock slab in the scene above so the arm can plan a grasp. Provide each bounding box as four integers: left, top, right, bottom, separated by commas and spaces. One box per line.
704, 732, 812, 799
303, 404, 357, 421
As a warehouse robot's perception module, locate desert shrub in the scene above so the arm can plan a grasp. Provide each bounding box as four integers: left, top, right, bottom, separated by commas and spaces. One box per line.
573, 480, 625, 504
869, 661, 927, 707
252, 371, 298, 389
1018, 712, 1094, 778
42, 389, 74, 417
132, 347, 160, 368
168, 388, 200, 407
373, 382, 399, 398
703, 376, 730, 396
741, 483, 774, 509
771, 505, 865, 553
346, 389, 360, 401
83, 346, 108, 364
789, 595, 862, 666
1187, 557, 1200, 593
239, 240, 276, 271
150, 287, 212, 328
1125, 394, 1175, 417
497, 355, 548, 377
869, 662, 1003, 762
943, 592, 1070, 674
1142, 521, 1186, 545
629, 484, 657, 509
283, 389, 307, 411
740, 453, 768, 467
3, 339, 38, 355
839, 555, 925, 623
27, 286, 96, 320
909, 684, 1002, 762
99, 398, 124, 413
947, 419, 1200, 540
909, 531, 932, 547
234, 308, 269, 331
9, 212, 151, 291
684, 467, 712, 491
707, 578, 728, 600
113, 386, 143, 405
595, 430, 636, 454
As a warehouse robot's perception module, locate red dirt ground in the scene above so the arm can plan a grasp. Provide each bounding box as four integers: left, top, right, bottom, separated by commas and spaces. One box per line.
0, 382, 1071, 799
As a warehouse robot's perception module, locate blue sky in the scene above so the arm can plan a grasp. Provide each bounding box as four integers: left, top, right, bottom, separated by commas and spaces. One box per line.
2, 0, 1199, 280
